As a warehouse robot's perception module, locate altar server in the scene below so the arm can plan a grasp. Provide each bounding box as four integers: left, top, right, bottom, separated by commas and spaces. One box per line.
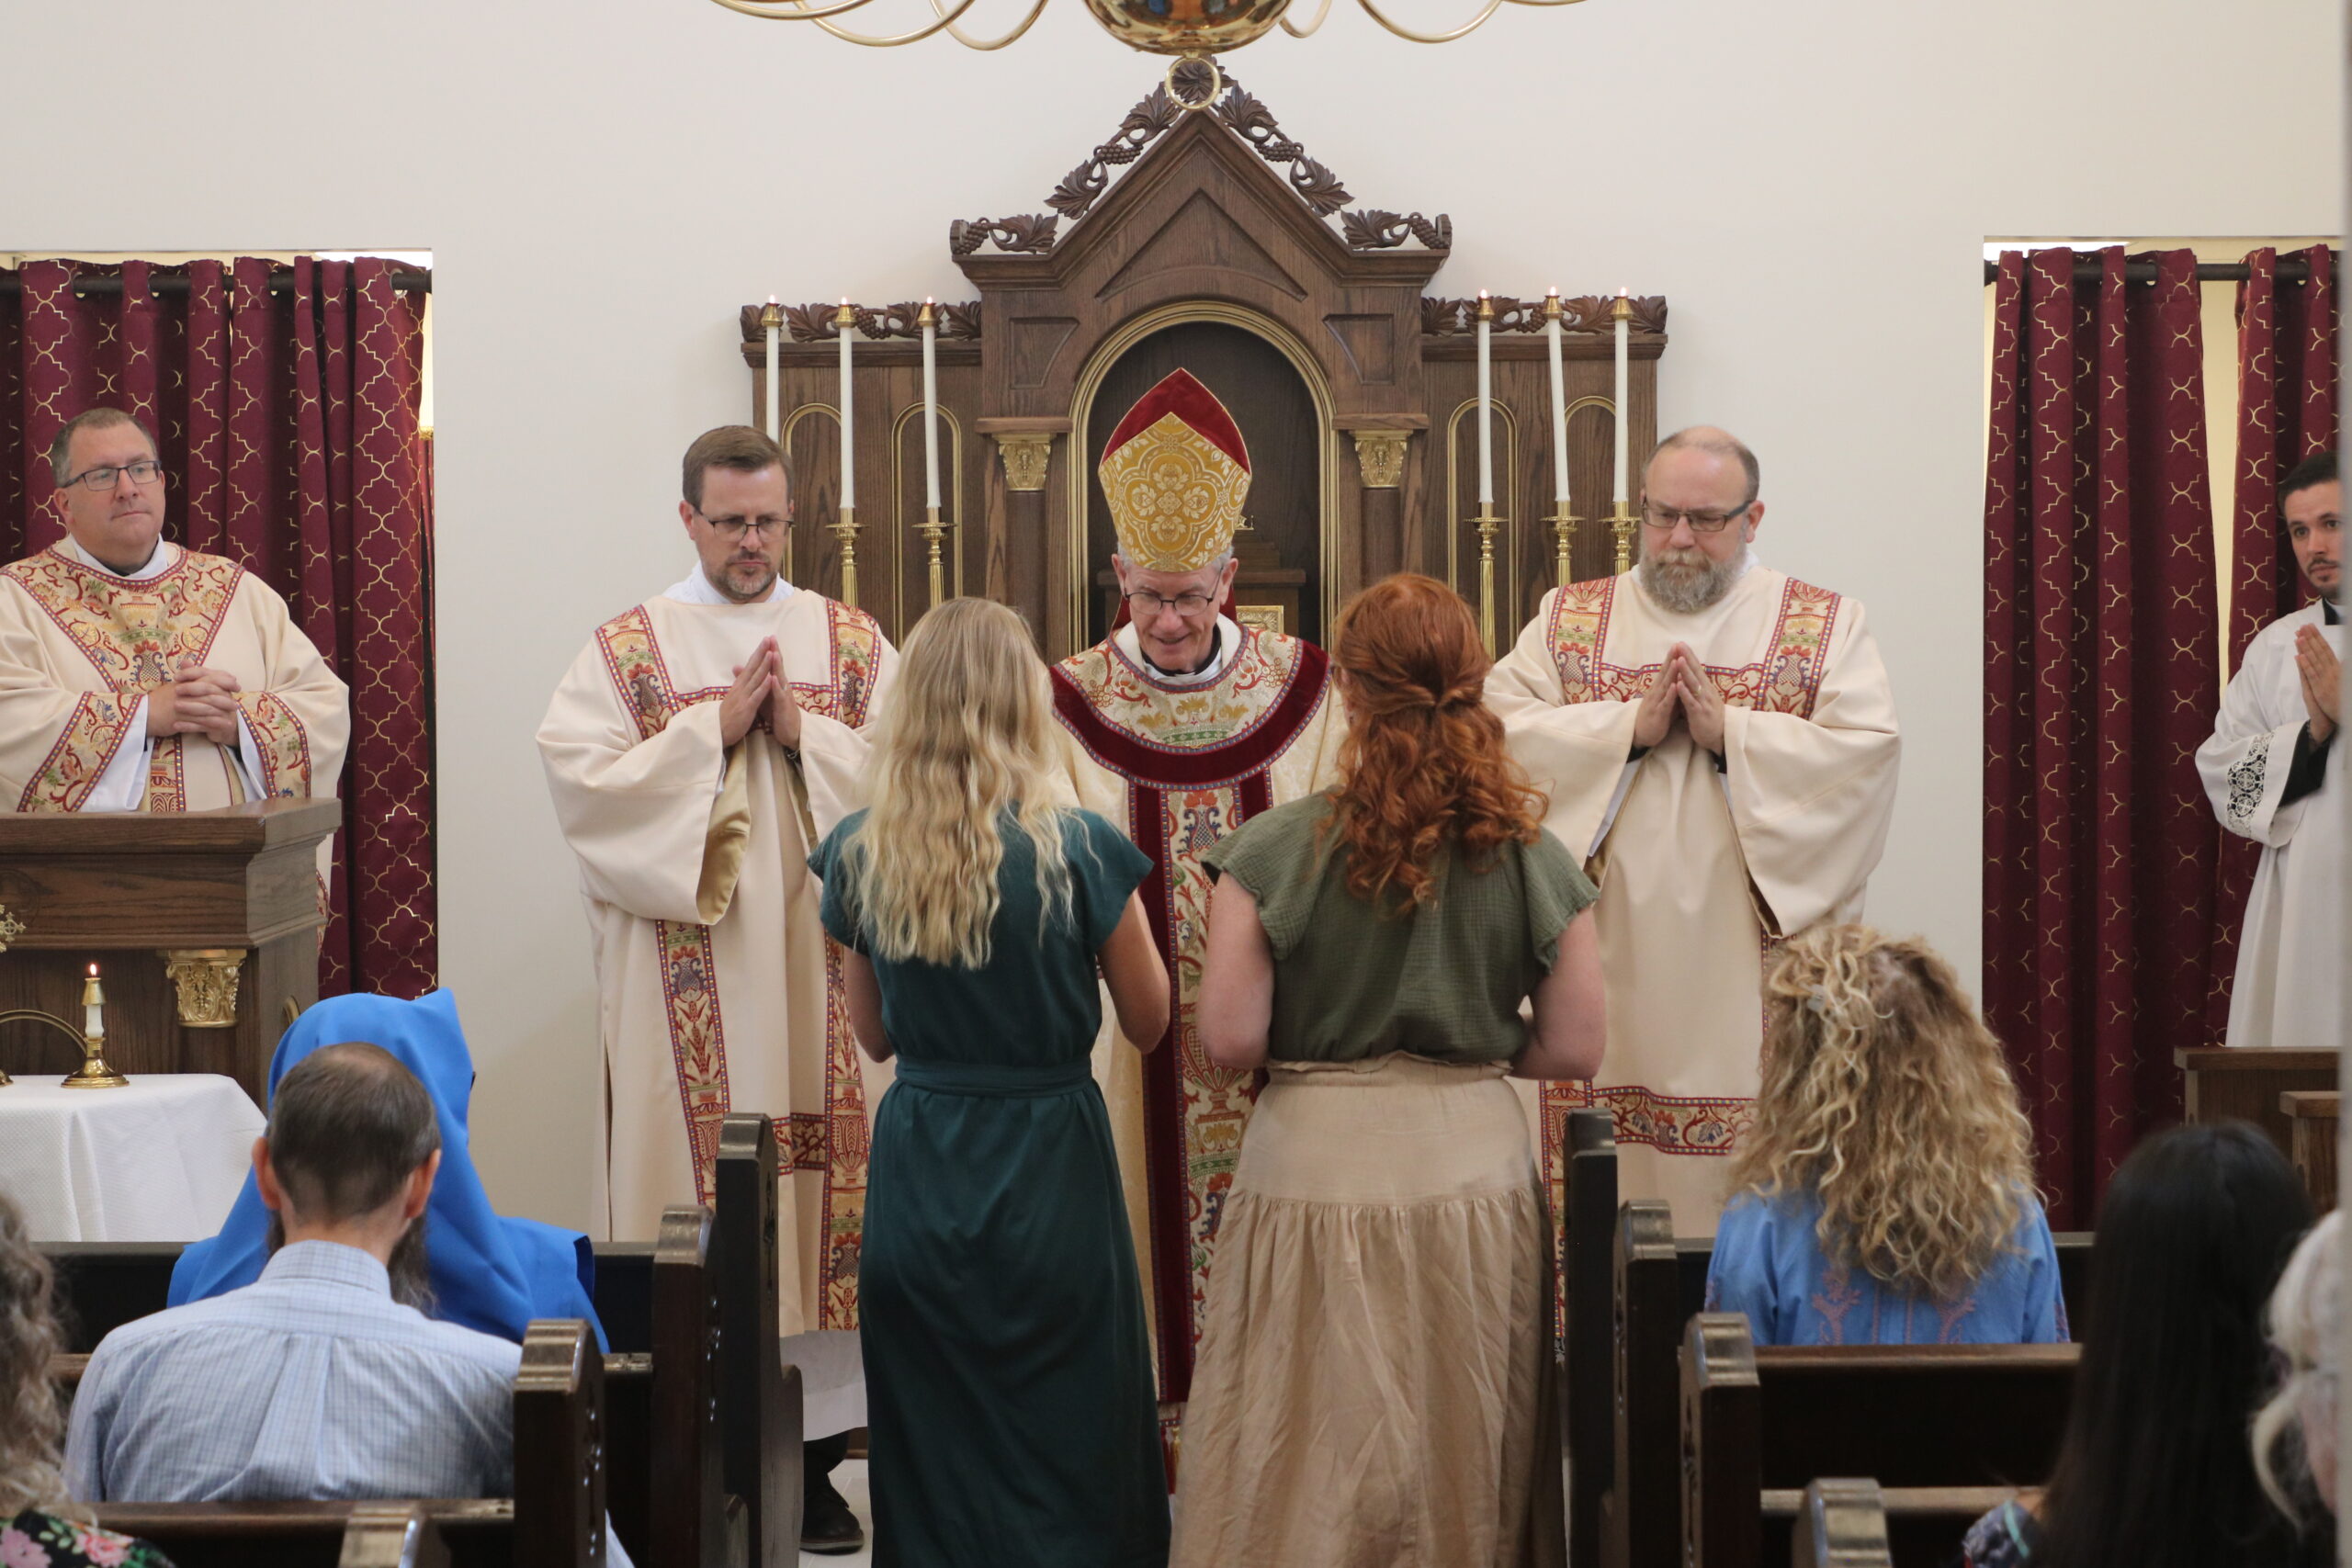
1487, 426, 1901, 1231
2198, 452, 2345, 1049
1048, 368, 1346, 1426
0, 410, 347, 886
537, 424, 896, 1553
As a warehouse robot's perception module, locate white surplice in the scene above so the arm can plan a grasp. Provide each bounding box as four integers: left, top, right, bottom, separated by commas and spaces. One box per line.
537, 574, 896, 1437
1487, 562, 1900, 1234
2196, 603, 2346, 1049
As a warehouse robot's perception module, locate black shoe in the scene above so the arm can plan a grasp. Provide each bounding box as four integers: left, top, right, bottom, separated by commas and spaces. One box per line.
801, 1477, 865, 1556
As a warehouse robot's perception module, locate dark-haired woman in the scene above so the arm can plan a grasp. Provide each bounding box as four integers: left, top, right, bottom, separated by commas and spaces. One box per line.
1170, 573, 1606, 1568
1960, 1122, 2327, 1568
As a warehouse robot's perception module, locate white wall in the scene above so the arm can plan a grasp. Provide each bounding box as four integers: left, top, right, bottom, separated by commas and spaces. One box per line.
1, 0, 2337, 1231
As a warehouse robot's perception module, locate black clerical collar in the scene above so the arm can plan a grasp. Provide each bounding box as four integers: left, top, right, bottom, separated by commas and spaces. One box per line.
2325, 600, 2341, 626
1142, 624, 1225, 680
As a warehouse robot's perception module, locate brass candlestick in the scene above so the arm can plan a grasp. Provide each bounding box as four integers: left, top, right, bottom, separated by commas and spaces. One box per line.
920, 505, 947, 608
1610, 502, 1638, 577
1476, 502, 1503, 655
62, 967, 126, 1089
1548, 510, 1580, 592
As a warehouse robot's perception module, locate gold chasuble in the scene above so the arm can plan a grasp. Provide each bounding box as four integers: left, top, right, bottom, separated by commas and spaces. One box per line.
1050, 370, 1345, 1424
537, 585, 897, 1370
0, 545, 346, 877
1488, 564, 1899, 1236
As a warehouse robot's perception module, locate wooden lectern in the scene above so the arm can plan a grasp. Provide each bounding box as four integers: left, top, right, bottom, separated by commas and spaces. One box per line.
0, 800, 341, 1101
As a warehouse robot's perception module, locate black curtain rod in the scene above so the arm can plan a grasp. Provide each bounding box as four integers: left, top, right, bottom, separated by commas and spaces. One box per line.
0, 269, 432, 299
1980, 256, 2334, 287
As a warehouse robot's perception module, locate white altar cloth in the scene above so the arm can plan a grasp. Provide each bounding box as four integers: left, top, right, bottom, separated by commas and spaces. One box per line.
0, 1074, 265, 1242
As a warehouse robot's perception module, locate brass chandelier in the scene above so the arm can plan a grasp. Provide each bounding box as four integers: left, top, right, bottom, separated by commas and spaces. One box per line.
707, 0, 1583, 53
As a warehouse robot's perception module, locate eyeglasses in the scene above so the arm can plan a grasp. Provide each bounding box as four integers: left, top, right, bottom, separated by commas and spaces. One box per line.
1642, 501, 1750, 534
697, 513, 786, 542
1125, 589, 1216, 618
65, 460, 164, 491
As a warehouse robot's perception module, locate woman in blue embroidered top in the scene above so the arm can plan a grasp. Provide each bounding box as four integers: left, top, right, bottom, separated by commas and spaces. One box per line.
1961, 1122, 2324, 1568
1704, 924, 2064, 1346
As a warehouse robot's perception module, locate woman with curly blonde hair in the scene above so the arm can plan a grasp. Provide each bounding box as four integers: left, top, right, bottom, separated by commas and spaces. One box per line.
1705, 923, 2064, 1346
1172, 573, 1607, 1568
0, 1191, 174, 1567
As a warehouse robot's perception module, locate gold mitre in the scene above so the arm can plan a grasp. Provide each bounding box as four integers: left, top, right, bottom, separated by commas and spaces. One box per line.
1099, 368, 1251, 573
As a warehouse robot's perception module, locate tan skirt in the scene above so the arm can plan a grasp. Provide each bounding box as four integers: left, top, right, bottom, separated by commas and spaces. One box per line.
1170, 1055, 1566, 1568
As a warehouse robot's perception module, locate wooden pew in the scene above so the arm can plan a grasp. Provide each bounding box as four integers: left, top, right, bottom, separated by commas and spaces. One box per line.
2177, 1045, 2338, 1154
714, 1113, 804, 1568
87, 1318, 610, 1568
1789, 1480, 1891, 1568
1592, 1201, 2087, 1568
1560, 1109, 1616, 1568
1775, 1485, 2009, 1568
2282, 1090, 2339, 1212
1681, 1314, 2075, 1568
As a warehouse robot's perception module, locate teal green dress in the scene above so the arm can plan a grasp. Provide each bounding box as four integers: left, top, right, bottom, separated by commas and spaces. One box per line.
810, 807, 1168, 1568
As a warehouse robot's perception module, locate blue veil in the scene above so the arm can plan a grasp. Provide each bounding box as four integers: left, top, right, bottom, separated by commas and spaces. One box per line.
169, 988, 605, 1349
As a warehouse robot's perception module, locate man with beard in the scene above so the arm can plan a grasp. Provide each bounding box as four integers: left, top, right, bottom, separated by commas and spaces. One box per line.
2198, 452, 2345, 1048
538, 425, 896, 1553
1488, 426, 1900, 1230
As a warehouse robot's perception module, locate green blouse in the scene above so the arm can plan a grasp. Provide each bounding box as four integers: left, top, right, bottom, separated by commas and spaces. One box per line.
1201, 793, 1598, 1064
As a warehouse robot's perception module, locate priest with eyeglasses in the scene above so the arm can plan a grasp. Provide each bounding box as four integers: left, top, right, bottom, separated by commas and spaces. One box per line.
1047, 369, 1344, 1439
1487, 426, 1900, 1233
0, 410, 346, 871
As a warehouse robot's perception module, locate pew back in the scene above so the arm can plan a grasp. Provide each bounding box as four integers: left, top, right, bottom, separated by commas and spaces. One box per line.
715, 1113, 802, 1568
1681, 1314, 2077, 1568
1560, 1109, 1616, 1568
2177, 1045, 2338, 1154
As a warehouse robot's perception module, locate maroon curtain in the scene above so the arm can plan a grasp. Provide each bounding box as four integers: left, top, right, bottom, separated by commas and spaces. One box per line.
2209, 247, 2340, 1035
1983, 247, 2222, 1227
0, 257, 436, 999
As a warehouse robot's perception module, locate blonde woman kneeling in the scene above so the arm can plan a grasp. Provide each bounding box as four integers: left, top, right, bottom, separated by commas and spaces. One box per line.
1173, 574, 1606, 1568
1704, 925, 2066, 1346
808, 598, 1172, 1568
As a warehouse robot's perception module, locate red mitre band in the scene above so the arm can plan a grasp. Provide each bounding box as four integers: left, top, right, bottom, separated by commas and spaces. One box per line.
1102, 367, 1251, 472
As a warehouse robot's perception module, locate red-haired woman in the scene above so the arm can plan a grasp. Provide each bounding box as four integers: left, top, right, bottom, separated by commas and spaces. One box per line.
1171, 573, 1605, 1568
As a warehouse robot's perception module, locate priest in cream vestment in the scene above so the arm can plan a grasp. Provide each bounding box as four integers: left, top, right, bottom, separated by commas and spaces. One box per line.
1048, 370, 1344, 1425
538, 427, 898, 1458
1489, 428, 1899, 1234
2, 411, 346, 872
2197, 454, 2345, 1049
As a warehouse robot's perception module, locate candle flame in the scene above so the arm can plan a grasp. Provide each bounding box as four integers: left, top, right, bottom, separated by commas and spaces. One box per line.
926, 295, 935, 304
1546, 287, 1558, 298
766, 294, 777, 304
1478, 288, 1489, 299
1618, 287, 1630, 298
87, 964, 97, 977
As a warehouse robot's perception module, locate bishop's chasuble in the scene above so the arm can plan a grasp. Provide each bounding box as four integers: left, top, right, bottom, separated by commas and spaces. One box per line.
2197, 602, 2346, 1048
0, 542, 347, 880
1052, 616, 1343, 1419
1488, 561, 1899, 1235
537, 579, 896, 1433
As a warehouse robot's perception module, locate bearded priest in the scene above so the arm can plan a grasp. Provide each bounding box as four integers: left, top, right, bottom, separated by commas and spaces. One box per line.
1049, 369, 1345, 1433
0, 410, 347, 876
537, 424, 896, 1554
1487, 426, 1900, 1232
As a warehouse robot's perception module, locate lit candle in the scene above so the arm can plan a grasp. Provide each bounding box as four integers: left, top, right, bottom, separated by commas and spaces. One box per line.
921, 299, 940, 510
1476, 291, 1494, 507
1544, 288, 1568, 506
83, 964, 104, 1039
762, 296, 781, 445
1612, 288, 1632, 506
837, 299, 856, 511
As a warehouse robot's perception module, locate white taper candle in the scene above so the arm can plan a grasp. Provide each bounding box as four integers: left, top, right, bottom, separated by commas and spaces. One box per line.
838, 299, 856, 511
1476, 292, 1494, 506
1545, 288, 1568, 505
1612, 288, 1631, 505
763, 296, 780, 444
921, 299, 940, 510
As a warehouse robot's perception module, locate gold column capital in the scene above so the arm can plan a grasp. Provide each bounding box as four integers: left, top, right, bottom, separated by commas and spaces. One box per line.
993, 432, 1056, 492
162, 948, 246, 1029
1349, 429, 1411, 491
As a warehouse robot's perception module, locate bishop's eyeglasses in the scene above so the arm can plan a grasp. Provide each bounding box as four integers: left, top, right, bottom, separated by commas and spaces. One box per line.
1642, 501, 1751, 534
697, 513, 786, 542
1125, 589, 1217, 618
